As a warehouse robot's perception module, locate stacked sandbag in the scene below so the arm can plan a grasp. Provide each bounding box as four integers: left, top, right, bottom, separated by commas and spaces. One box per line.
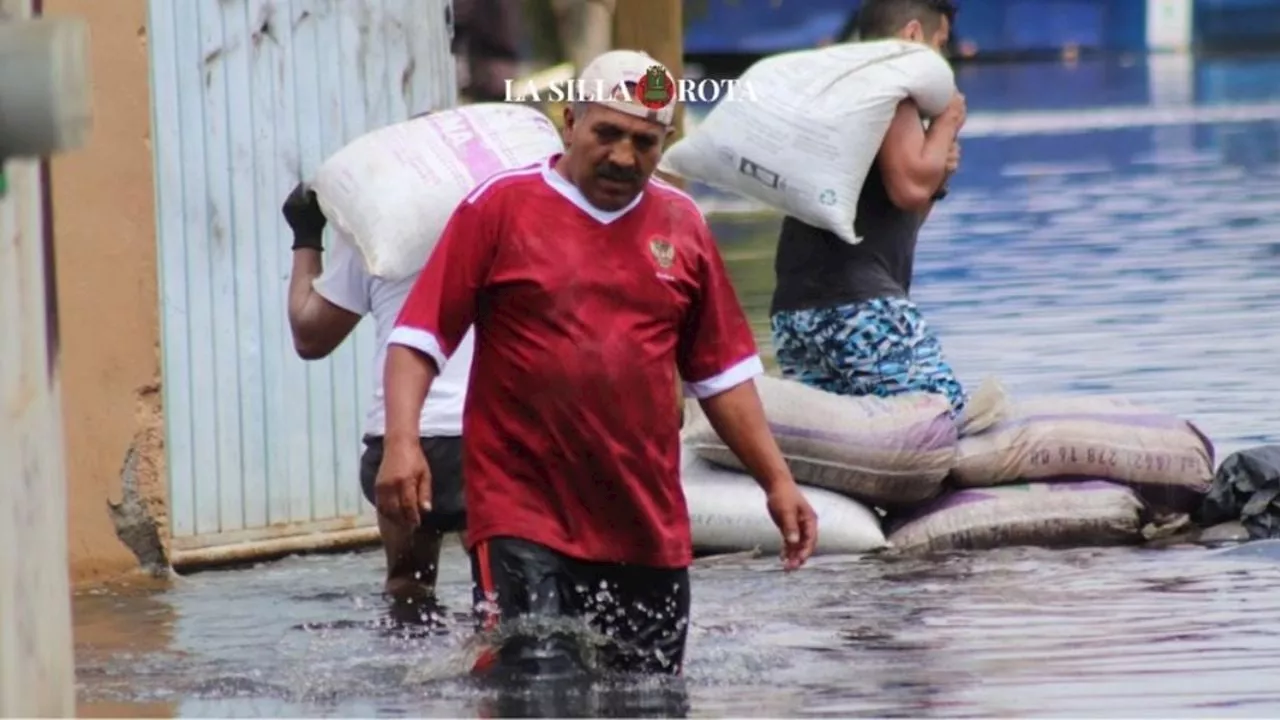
682, 375, 958, 508
659, 39, 956, 244
312, 103, 564, 280
952, 395, 1215, 513
887, 481, 1146, 554
681, 447, 886, 556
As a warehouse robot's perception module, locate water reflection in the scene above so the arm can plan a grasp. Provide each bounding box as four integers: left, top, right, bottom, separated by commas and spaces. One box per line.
75, 55, 1280, 716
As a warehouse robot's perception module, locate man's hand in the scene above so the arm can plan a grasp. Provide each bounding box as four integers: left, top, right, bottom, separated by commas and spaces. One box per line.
765, 479, 818, 570
696, 381, 819, 570
374, 438, 433, 527
939, 91, 966, 131
945, 140, 961, 175
282, 181, 327, 251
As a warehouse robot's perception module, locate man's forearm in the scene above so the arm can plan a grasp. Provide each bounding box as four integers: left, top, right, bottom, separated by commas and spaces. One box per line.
921, 117, 960, 189
384, 344, 439, 445
287, 248, 324, 328
698, 380, 792, 492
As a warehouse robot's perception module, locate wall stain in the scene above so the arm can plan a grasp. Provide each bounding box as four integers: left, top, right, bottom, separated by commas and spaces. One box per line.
252, 1, 279, 49
356, 2, 373, 114
401, 57, 417, 108
208, 201, 226, 251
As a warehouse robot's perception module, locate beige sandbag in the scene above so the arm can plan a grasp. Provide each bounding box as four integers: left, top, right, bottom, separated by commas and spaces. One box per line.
681, 375, 957, 507
887, 481, 1145, 554
952, 395, 1214, 511
681, 447, 887, 556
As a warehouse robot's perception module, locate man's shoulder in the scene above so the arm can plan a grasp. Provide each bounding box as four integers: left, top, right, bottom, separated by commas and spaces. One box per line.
645, 177, 714, 253
646, 176, 705, 222
462, 162, 547, 208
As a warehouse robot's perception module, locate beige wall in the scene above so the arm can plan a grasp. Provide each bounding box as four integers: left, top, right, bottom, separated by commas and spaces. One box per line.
43, 0, 167, 586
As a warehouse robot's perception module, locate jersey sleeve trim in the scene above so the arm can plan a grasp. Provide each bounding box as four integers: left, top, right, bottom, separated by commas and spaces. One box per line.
683, 354, 765, 399
387, 326, 449, 374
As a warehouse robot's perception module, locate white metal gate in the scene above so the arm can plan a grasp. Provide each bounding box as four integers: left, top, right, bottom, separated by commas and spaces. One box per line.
146, 0, 457, 560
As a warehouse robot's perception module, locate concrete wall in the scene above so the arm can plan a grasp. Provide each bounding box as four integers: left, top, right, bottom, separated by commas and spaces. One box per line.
0, 0, 78, 712
43, 0, 167, 586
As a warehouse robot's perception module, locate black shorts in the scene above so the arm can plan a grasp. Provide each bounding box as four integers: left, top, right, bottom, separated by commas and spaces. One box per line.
359, 435, 467, 534
470, 536, 691, 680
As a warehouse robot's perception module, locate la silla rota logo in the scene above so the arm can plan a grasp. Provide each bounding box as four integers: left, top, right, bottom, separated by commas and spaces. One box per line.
636, 64, 676, 110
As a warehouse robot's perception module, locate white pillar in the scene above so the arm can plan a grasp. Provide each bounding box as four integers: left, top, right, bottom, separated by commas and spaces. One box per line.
0, 7, 91, 717
1146, 0, 1194, 53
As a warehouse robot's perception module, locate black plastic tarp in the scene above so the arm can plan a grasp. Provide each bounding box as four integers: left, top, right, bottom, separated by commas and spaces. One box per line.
1197, 445, 1280, 540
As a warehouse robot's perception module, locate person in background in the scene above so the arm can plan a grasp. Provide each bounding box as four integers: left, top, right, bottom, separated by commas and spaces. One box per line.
452, 0, 524, 101
375, 49, 819, 679
282, 183, 476, 615
828, 0, 963, 56
551, 0, 616, 73
769, 0, 969, 417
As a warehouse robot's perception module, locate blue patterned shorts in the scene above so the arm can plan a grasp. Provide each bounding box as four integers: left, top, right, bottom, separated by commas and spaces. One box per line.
770, 297, 966, 417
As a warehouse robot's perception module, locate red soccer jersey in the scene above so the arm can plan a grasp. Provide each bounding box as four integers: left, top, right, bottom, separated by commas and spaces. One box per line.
388, 155, 762, 568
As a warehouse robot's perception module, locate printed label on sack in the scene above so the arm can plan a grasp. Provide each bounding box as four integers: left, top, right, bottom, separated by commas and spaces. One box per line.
1026, 444, 1204, 475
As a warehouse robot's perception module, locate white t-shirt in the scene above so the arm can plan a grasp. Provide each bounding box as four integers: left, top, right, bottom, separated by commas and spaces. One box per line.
312, 231, 475, 438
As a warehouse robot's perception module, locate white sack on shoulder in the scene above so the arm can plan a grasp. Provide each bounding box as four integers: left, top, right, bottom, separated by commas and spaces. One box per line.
312, 104, 564, 281
658, 39, 955, 244
681, 446, 886, 555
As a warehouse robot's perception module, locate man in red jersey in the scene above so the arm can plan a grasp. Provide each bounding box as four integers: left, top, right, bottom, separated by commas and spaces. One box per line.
376, 49, 818, 679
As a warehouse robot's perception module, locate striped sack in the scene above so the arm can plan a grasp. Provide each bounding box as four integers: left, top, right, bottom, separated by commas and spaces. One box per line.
952, 395, 1214, 512
886, 481, 1146, 554
681, 374, 957, 507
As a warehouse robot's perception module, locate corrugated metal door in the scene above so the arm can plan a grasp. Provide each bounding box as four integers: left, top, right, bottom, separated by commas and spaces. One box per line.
146, 0, 457, 554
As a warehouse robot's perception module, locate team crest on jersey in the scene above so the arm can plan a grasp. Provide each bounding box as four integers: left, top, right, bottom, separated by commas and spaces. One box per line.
648, 238, 675, 269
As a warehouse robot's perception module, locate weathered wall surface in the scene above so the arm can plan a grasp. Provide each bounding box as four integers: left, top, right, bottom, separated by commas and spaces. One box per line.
0, 1, 78, 713
43, 0, 168, 585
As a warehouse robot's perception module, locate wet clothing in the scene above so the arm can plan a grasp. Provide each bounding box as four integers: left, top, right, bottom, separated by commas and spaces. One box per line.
470, 536, 691, 678
771, 163, 922, 312
390, 154, 761, 571
359, 436, 467, 533
359, 436, 466, 601
771, 297, 966, 417
312, 229, 475, 439
770, 161, 965, 415
313, 221, 475, 599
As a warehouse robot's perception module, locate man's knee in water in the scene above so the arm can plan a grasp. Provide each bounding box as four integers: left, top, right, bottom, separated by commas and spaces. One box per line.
469, 537, 594, 680
468, 537, 691, 680
360, 435, 467, 604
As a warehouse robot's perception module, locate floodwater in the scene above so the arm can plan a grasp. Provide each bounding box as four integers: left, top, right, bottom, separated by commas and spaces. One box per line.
76, 55, 1280, 716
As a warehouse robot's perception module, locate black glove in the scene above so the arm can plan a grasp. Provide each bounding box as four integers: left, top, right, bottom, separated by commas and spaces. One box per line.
282, 182, 327, 250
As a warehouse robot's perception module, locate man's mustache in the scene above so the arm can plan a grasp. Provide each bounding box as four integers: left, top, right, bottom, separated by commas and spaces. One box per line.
596, 163, 641, 183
